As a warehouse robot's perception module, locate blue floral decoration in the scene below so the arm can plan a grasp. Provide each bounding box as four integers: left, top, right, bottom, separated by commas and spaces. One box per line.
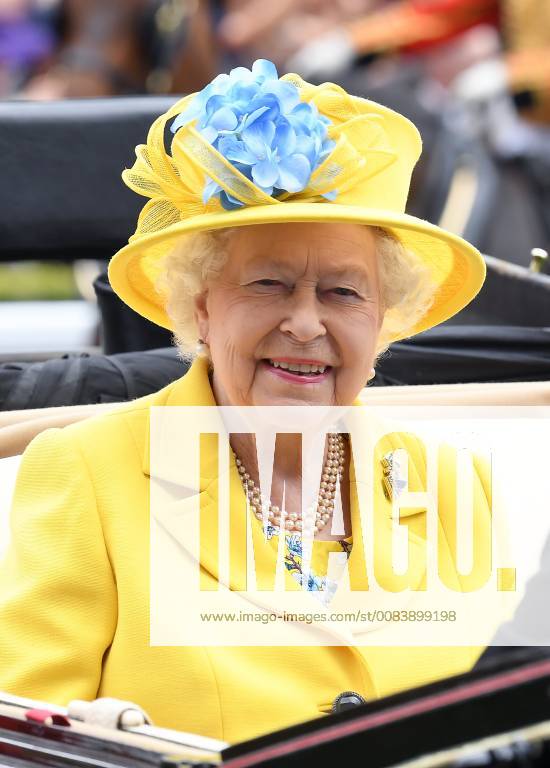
285, 533, 303, 556
263, 522, 280, 541
170, 59, 336, 210
291, 571, 326, 592
290, 572, 339, 605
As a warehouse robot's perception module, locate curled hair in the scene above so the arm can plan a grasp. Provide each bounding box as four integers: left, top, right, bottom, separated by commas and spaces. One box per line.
155, 225, 437, 362
372, 227, 437, 354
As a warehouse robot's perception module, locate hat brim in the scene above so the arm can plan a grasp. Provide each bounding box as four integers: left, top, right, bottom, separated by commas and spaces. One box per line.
108, 203, 485, 343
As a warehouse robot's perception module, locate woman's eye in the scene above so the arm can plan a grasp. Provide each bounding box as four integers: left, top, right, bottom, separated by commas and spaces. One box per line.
253, 279, 283, 287
331, 286, 359, 297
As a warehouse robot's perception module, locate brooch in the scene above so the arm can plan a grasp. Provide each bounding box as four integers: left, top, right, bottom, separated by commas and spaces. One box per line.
381, 451, 408, 501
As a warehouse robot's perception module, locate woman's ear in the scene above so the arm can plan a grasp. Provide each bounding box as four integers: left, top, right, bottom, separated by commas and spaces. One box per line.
193, 290, 210, 344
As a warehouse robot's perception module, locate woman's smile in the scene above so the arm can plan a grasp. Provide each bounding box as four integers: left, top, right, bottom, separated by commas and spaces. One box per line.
260, 357, 333, 385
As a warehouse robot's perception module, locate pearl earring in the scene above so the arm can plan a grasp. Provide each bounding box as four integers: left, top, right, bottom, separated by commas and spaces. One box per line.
368, 368, 376, 381
196, 338, 208, 356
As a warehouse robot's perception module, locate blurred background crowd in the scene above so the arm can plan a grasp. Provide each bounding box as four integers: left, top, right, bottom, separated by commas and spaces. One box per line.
1, 0, 550, 393
1, 0, 549, 109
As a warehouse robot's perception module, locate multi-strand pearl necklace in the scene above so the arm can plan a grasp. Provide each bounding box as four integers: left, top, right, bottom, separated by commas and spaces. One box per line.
234, 434, 345, 534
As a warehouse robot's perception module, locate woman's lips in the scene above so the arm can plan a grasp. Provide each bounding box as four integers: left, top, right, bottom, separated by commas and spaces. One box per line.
260, 359, 331, 384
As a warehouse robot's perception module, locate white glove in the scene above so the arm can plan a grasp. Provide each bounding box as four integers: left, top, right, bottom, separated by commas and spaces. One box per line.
451, 58, 509, 105
286, 29, 355, 80
68, 697, 152, 730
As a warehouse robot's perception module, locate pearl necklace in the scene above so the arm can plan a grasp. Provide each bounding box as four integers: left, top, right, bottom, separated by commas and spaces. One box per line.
234, 434, 346, 534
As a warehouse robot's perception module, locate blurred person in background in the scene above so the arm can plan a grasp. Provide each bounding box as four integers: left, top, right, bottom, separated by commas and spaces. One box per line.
7, 1, 550, 112
451, 0, 550, 264
3, 0, 220, 99
217, 0, 373, 72
219, 0, 548, 117
22, 0, 152, 98
0, 0, 57, 96
218, 0, 501, 82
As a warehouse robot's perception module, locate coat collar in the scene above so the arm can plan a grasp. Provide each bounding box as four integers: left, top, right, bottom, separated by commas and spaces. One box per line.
141, 355, 216, 478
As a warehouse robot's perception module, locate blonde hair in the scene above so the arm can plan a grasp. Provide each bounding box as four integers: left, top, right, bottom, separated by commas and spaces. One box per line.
155, 225, 437, 361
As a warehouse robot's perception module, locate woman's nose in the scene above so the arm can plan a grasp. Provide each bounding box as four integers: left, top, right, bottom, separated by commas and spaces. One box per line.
278, 288, 326, 342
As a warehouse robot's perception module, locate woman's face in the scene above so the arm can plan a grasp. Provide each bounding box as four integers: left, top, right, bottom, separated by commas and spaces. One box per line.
194, 222, 383, 407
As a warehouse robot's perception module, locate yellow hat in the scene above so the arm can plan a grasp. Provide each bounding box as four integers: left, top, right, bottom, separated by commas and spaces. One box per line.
108, 61, 485, 341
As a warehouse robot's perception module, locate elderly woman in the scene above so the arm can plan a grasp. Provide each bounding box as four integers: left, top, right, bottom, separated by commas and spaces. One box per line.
0, 60, 489, 744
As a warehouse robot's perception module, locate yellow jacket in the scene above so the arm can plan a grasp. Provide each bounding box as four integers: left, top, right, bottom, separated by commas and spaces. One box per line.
0, 357, 491, 744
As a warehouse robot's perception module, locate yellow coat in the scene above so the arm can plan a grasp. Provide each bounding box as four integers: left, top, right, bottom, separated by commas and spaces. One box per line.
0, 357, 490, 744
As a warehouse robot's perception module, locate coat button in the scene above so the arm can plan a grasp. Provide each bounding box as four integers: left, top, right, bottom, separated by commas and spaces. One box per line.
331, 691, 366, 714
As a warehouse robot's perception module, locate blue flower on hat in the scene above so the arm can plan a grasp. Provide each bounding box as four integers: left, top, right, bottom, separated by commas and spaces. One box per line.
170, 59, 336, 210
